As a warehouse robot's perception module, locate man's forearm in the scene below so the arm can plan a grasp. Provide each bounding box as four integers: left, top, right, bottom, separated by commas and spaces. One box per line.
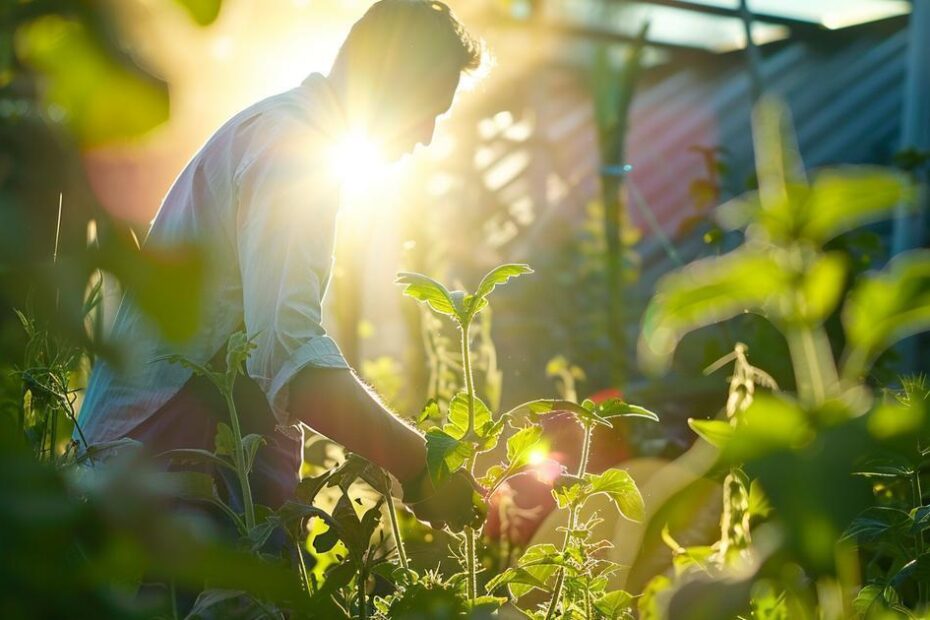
288, 366, 427, 483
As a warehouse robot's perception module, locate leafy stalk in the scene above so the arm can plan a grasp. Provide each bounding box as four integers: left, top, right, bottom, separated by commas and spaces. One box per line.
224, 391, 256, 530
545, 420, 594, 619
384, 471, 409, 571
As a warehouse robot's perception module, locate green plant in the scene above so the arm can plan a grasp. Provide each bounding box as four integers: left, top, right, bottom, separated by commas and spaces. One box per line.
637, 97, 930, 617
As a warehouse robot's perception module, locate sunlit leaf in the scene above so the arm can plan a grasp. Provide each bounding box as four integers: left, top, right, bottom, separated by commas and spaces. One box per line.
585, 468, 644, 522
505, 425, 544, 470
721, 394, 814, 463
395, 272, 458, 319
15, 16, 169, 146
639, 248, 790, 374
688, 418, 734, 448
843, 250, 930, 378
484, 567, 550, 594
597, 399, 660, 422
509, 543, 563, 599
214, 422, 234, 456
753, 97, 807, 207
594, 589, 634, 618
506, 398, 611, 427
447, 392, 491, 439
801, 167, 913, 244
799, 252, 847, 322
472, 263, 533, 304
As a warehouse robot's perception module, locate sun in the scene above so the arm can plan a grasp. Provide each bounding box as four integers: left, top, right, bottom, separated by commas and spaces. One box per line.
528, 447, 548, 466
329, 130, 386, 190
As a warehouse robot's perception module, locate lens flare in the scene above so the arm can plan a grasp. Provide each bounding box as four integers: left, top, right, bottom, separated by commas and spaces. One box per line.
330, 130, 386, 189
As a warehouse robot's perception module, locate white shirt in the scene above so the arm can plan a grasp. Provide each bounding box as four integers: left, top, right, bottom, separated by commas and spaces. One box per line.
77, 73, 350, 446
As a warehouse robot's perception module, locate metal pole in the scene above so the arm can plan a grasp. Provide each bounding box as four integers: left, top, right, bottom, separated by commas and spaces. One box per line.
892, 0, 930, 255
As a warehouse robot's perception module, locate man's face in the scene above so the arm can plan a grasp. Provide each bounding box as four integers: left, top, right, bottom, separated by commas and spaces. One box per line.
372, 69, 461, 161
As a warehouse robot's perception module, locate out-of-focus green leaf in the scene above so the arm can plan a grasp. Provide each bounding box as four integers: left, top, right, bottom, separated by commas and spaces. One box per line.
639, 249, 790, 374
721, 394, 814, 463
174, 0, 223, 26
15, 15, 169, 146
748, 480, 772, 519
843, 250, 930, 378
638, 574, 672, 620
688, 418, 733, 448
867, 400, 924, 440
585, 468, 644, 522
801, 167, 913, 244
799, 252, 847, 323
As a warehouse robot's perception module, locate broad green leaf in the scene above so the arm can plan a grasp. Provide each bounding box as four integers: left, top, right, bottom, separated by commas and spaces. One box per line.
841, 507, 911, 543
395, 272, 458, 318
721, 394, 814, 463
597, 399, 660, 422
843, 250, 930, 377
639, 248, 790, 374
447, 392, 492, 439
510, 543, 562, 599
910, 506, 930, 536
585, 469, 644, 522
174, 0, 223, 25
802, 167, 913, 244
688, 419, 734, 448
16, 16, 169, 146
466, 595, 508, 613
156, 448, 235, 473
594, 590, 634, 618
552, 478, 585, 509
484, 567, 551, 594
867, 400, 924, 440
225, 331, 256, 377
798, 252, 847, 323
214, 423, 234, 456
425, 428, 472, 486
505, 425, 545, 470
478, 464, 505, 489
472, 263, 533, 304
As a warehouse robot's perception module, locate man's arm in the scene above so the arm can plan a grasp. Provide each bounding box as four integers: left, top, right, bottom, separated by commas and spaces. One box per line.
288, 366, 425, 483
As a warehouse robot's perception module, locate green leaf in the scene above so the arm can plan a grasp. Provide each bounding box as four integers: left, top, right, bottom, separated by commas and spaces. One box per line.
214, 423, 234, 456
15, 16, 169, 146
510, 543, 562, 599
638, 248, 790, 375
417, 399, 440, 427
505, 425, 545, 470
748, 480, 772, 519
173, 0, 223, 26
425, 429, 472, 486
843, 250, 930, 377
240, 434, 265, 475
446, 392, 491, 440
753, 97, 807, 205
801, 167, 913, 244
506, 398, 612, 427
910, 506, 930, 536
597, 399, 660, 422
484, 567, 550, 594
638, 574, 672, 620
687, 419, 734, 448
471, 263, 533, 306
225, 331, 256, 377
156, 448, 235, 473
395, 272, 458, 319
585, 469, 644, 522
798, 252, 847, 322
594, 590, 635, 618
721, 394, 814, 463
867, 400, 925, 440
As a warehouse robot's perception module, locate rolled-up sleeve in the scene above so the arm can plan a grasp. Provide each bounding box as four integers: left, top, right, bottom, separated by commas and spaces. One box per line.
235, 123, 349, 425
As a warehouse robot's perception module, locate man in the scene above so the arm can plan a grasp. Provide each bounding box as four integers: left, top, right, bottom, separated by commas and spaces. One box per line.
76, 0, 485, 531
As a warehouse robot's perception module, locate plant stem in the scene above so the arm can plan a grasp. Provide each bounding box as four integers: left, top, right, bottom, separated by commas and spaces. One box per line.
384, 471, 409, 571
461, 321, 476, 437
225, 392, 256, 530
358, 568, 368, 620
465, 526, 477, 602
913, 471, 927, 606
546, 421, 594, 619
170, 580, 179, 620
296, 539, 313, 595
460, 320, 480, 603
786, 326, 837, 407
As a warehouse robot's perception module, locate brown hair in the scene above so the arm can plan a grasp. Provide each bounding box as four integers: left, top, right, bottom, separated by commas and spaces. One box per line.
332, 0, 485, 111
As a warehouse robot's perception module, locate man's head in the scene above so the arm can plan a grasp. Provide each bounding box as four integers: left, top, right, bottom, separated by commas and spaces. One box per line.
329, 0, 484, 160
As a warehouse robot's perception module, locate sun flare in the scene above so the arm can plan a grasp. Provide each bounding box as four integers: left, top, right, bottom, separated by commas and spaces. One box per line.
330, 130, 386, 189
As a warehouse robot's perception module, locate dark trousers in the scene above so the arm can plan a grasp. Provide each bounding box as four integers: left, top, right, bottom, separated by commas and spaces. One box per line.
128, 370, 302, 540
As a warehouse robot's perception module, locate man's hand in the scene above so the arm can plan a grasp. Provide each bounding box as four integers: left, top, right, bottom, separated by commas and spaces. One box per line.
402, 469, 487, 532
